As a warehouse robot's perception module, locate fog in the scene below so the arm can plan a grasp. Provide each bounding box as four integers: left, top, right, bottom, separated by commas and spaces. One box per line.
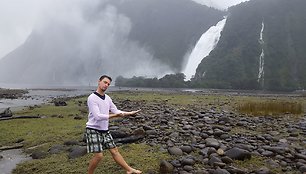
0, 0, 250, 60
0, 0, 172, 85
0, 0, 248, 85
0, 0, 49, 59
191, 0, 250, 10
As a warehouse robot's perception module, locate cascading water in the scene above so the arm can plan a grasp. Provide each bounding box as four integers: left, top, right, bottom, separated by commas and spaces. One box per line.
258, 21, 265, 86
183, 17, 227, 81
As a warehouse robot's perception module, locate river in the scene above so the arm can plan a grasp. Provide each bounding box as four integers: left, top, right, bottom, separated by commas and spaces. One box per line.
0, 149, 31, 174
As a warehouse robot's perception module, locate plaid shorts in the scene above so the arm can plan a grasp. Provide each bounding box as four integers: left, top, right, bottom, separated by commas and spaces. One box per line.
85, 128, 116, 153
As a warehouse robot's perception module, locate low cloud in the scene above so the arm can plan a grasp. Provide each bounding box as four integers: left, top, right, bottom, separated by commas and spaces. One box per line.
191, 0, 250, 10
0, 0, 172, 85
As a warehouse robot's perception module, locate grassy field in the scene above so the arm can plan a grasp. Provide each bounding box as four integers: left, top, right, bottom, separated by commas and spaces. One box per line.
0, 90, 305, 173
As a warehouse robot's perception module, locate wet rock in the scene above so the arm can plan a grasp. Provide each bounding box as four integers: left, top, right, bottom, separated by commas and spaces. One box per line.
183, 165, 194, 172
221, 156, 233, 164
180, 146, 193, 153
132, 128, 146, 136
49, 144, 65, 154
299, 165, 306, 173
295, 153, 306, 160
181, 158, 195, 166
68, 146, 87, 159
205, 138, 220, 149
225, 147, 251, 160
262, 145, 288, 154
0, 108, 13, 117
226, 166, 247, 174
170, 159, 181, 167
168, 147, 183, 156
212, 168, 230, 174
53, 99, 67, 106
64, 140, 79, 146
160, 160, 174, 173
31, 150, 48, 159
111, 130, 130, 138
208, 156, 222, 166
146, 130, 158, 136
194, 169, 209, 174
115, 135, 144, 144
213, 162, 226, 168
261, 150, 274, 157
254, 167, 272, 174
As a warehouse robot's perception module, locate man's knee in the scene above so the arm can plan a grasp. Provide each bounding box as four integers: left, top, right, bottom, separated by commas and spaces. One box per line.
109, 147, 120, 156
93, 153, 103, 161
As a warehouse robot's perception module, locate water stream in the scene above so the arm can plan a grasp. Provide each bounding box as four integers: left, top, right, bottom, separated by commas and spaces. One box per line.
0, 149, 31, 174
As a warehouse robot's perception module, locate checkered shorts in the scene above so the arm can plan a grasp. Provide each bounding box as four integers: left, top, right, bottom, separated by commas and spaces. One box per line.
85, 128, 116, 153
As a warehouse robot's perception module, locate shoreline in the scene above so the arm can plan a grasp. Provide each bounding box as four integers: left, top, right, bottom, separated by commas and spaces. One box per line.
1, 86, 305, 111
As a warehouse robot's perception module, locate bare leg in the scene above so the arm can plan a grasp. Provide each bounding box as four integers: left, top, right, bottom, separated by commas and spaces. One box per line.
109, 147, 142, 174
88, 153, 103, 174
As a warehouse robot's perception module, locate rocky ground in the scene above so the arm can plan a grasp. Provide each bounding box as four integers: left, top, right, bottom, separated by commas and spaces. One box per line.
109, 97, 306, 174
2, 89, 306, 174
0, 88, 28, 99
40, 92, 306, 174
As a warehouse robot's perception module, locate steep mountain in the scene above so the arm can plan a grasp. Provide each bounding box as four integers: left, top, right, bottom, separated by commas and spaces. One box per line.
0, 0, 224, 85
111, 0, 225, 71
194, 0, 306, 91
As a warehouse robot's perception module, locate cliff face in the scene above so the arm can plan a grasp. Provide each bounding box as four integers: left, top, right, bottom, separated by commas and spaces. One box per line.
195, 0, 306, 91
113, 0, 225, 71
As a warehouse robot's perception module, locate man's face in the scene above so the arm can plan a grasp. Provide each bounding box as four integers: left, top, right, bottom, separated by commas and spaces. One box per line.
98, 78, 111, 92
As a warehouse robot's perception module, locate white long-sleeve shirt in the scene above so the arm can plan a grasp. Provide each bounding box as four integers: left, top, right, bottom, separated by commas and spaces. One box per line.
86, 92, 122, 131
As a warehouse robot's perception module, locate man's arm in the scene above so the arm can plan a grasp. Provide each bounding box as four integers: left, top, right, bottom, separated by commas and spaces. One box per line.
109, 109, 141, 119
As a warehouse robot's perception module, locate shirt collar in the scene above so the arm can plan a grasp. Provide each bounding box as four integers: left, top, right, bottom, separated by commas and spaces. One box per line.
94, 92, 105, 100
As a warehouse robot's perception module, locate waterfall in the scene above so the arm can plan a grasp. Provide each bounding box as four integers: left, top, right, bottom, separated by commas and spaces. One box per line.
258, 21, 265, 86
183, 17, 227, 81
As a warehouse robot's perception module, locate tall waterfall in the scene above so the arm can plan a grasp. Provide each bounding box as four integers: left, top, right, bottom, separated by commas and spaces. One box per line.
258, 21, 265, 86
183, 17, 227, 81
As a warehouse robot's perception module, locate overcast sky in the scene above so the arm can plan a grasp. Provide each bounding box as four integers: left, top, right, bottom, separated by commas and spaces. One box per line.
0, 0, 249, 59
191, 0, 249, 10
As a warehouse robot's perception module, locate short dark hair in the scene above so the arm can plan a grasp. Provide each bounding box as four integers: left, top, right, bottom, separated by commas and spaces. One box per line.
99, 75, 112, 82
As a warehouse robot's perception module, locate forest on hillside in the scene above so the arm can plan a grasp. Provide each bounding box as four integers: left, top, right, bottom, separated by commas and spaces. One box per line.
195, 0, 306, 91
116, 0, 306, 91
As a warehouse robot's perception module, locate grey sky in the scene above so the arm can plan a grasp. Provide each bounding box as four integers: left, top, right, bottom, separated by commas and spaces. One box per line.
0, 0, 249, 60
0, 0, 55, 59
191, 0, 250, 10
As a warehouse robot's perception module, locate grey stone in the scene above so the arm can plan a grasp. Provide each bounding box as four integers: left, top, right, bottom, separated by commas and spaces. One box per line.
168, 147, 183, 156
160, 160, 174, 174
225, 147, 251, 160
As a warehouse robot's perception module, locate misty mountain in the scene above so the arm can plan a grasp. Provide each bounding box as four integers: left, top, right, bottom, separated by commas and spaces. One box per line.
112, 0, 225, 71
195, 0, 306, 91
0, 0, 224, 85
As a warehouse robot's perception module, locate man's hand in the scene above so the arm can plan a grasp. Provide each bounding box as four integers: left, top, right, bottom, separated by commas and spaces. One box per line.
129, 109, 141, 115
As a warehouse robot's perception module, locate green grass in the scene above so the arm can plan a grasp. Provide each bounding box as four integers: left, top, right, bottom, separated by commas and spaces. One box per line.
233, 155, 281, 173
1, 91, 305, 174
0, 96, 171, 174
13, 143, 169, 174
0, 117, 85, 147
110, 91, 233, 112
15, 99, 87, 117
237, 100, 303, 116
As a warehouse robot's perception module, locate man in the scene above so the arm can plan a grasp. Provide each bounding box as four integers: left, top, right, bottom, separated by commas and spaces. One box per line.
85, 75, 142, 174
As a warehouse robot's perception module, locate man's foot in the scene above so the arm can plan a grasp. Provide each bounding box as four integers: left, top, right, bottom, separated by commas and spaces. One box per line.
126, 168, 142, 174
